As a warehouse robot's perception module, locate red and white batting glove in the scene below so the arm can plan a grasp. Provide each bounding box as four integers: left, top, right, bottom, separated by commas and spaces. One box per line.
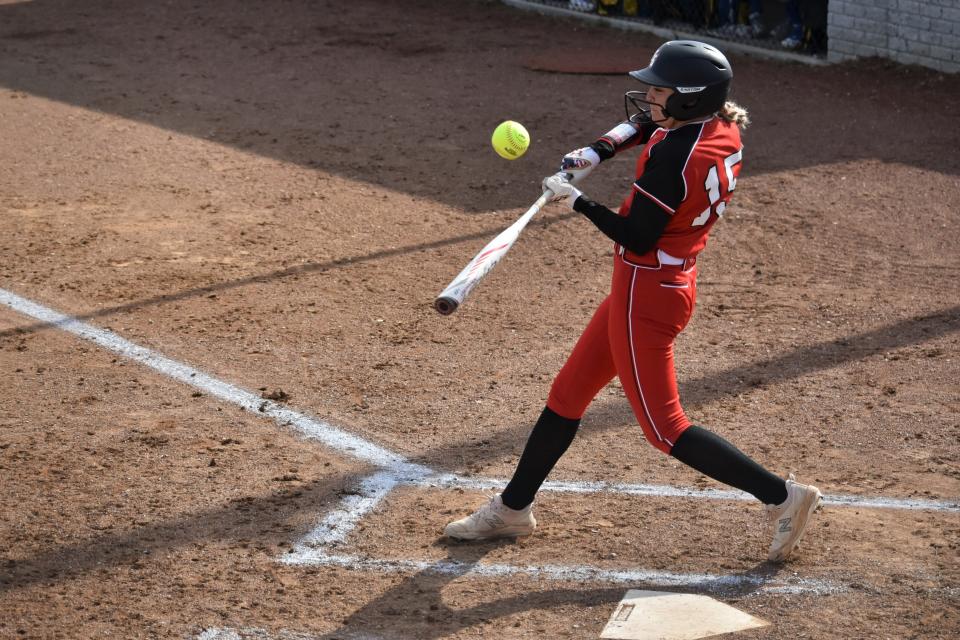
559, 146, 601, 185
542, 172, 583, 208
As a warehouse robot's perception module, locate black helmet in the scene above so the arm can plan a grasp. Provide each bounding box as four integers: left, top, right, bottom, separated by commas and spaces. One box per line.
625, 40, 733, 121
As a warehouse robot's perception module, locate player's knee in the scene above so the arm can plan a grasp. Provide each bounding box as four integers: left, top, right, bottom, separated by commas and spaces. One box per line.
640, 420, 691, 455
546, 375, 593, 420
545, 393, 585, 422
641, 430, 674, 455
539, 404, 582, 428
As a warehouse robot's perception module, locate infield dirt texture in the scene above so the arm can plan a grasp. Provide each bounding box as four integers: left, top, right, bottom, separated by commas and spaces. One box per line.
1, 1, 958, 638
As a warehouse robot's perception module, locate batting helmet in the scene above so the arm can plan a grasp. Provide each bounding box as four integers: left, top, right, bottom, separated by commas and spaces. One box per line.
625, 40, 733, 122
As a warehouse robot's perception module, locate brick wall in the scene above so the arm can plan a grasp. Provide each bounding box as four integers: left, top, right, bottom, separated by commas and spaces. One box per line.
828, 0, 960, 73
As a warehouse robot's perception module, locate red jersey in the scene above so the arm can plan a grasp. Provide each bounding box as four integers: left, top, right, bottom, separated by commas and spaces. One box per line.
618, 116, 743, 259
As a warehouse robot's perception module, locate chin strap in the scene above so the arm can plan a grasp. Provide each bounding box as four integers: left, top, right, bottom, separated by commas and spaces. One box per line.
624, 90, 673, 124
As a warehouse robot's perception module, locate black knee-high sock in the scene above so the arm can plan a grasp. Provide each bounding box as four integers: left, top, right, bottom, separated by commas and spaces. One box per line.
670, 425, 788, 505
501, 406, 581, 510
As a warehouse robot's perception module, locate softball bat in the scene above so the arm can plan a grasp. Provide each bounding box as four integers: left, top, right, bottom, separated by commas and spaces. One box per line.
434, 191, 552, 315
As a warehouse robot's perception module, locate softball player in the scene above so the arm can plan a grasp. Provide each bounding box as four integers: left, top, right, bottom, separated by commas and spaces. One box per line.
446, 41, 822, 562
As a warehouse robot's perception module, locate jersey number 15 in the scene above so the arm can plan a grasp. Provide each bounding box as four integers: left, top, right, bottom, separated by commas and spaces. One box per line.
692, 149, 742, 227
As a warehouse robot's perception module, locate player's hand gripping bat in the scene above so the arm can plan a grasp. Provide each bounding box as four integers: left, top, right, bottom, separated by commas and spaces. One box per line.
434, 191, 552, 315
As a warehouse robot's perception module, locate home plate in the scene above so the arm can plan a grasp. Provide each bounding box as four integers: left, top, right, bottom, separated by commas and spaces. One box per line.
600, 590, 769, 639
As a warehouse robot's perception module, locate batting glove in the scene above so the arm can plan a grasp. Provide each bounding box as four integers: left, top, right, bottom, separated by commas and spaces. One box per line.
559, 146, 601, 185
542, 172, 583, 208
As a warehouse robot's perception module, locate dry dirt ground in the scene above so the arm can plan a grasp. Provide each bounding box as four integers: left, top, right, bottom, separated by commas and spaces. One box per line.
1, 1, 959, 638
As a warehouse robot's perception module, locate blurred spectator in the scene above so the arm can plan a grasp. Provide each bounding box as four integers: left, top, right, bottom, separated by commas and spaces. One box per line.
597, 0, 621, 14
651, 0, 705, 26
714, 0, 765, 38
780, 0, 828, 53
594, 0, 638, 16
569, 1, 708, 27
563, 0, 826, 55
780, 0, 803, 48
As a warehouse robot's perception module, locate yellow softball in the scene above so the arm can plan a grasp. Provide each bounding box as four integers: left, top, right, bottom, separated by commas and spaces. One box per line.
491, 120, 530, 160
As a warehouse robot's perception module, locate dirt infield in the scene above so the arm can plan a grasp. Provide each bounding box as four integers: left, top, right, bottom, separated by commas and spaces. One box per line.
1, 0, 958, 638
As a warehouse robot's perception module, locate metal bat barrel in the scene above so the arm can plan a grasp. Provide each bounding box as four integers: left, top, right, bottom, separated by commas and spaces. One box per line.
433, 192, 551, 315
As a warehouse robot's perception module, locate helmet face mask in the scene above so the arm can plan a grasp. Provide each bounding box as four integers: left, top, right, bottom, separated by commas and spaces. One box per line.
624, 89, 661, 124
626, 40, 733, 123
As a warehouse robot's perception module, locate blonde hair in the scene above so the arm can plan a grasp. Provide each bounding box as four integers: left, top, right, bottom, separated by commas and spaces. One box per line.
719, 101, 750, 129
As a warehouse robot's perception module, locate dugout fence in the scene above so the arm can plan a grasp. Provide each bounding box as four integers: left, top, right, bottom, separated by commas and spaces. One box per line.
508, 1, 960, 73
516, 0, 829, 57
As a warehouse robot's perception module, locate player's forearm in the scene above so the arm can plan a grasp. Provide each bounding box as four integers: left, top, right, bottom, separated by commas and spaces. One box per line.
589, 139, 617, 162
561, 119, 654, 185
591, 117, 656, 162
573, 196, 668, 256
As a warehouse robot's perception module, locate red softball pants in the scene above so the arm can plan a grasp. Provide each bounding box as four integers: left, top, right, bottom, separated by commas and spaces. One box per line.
546, 251, 697, 454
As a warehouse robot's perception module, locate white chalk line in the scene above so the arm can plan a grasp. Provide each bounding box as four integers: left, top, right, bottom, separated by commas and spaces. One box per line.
279, 548, 841, 596
294, 470, 401, 549
284, 470, 844, 599
197, 630, 243, 640
0, 288, 413, 471
197, 628, 386, 640
415, 475, 960, 513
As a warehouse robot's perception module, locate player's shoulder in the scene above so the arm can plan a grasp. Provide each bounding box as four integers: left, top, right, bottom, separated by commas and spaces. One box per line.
679, 117, 742, 163
702, 116, 742, 146
648, 121, 704, 165
647, 117, 740, 166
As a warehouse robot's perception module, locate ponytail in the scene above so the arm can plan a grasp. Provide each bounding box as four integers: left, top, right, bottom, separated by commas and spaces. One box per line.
719, 101, 750, 129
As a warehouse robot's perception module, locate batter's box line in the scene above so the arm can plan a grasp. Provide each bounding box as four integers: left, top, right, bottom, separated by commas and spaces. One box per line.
196, 627, 388, 640
279, 549, 847, 595
284, 465, 957, 594
280, 468, 842, 597
279, 548, 843, 596
413, 475, 960, 512
289, 468, 959, 582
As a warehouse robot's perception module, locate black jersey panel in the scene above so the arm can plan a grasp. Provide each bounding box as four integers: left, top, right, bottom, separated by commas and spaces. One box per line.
633, 123, 704, 213
573, 195, 671, 256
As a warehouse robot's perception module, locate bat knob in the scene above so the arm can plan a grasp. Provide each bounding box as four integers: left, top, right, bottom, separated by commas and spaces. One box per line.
434, 297, 458, 316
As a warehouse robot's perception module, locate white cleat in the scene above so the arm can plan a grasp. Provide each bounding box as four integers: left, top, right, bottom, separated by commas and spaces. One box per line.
444, 494, 537, 540
766, 473, 823, 562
